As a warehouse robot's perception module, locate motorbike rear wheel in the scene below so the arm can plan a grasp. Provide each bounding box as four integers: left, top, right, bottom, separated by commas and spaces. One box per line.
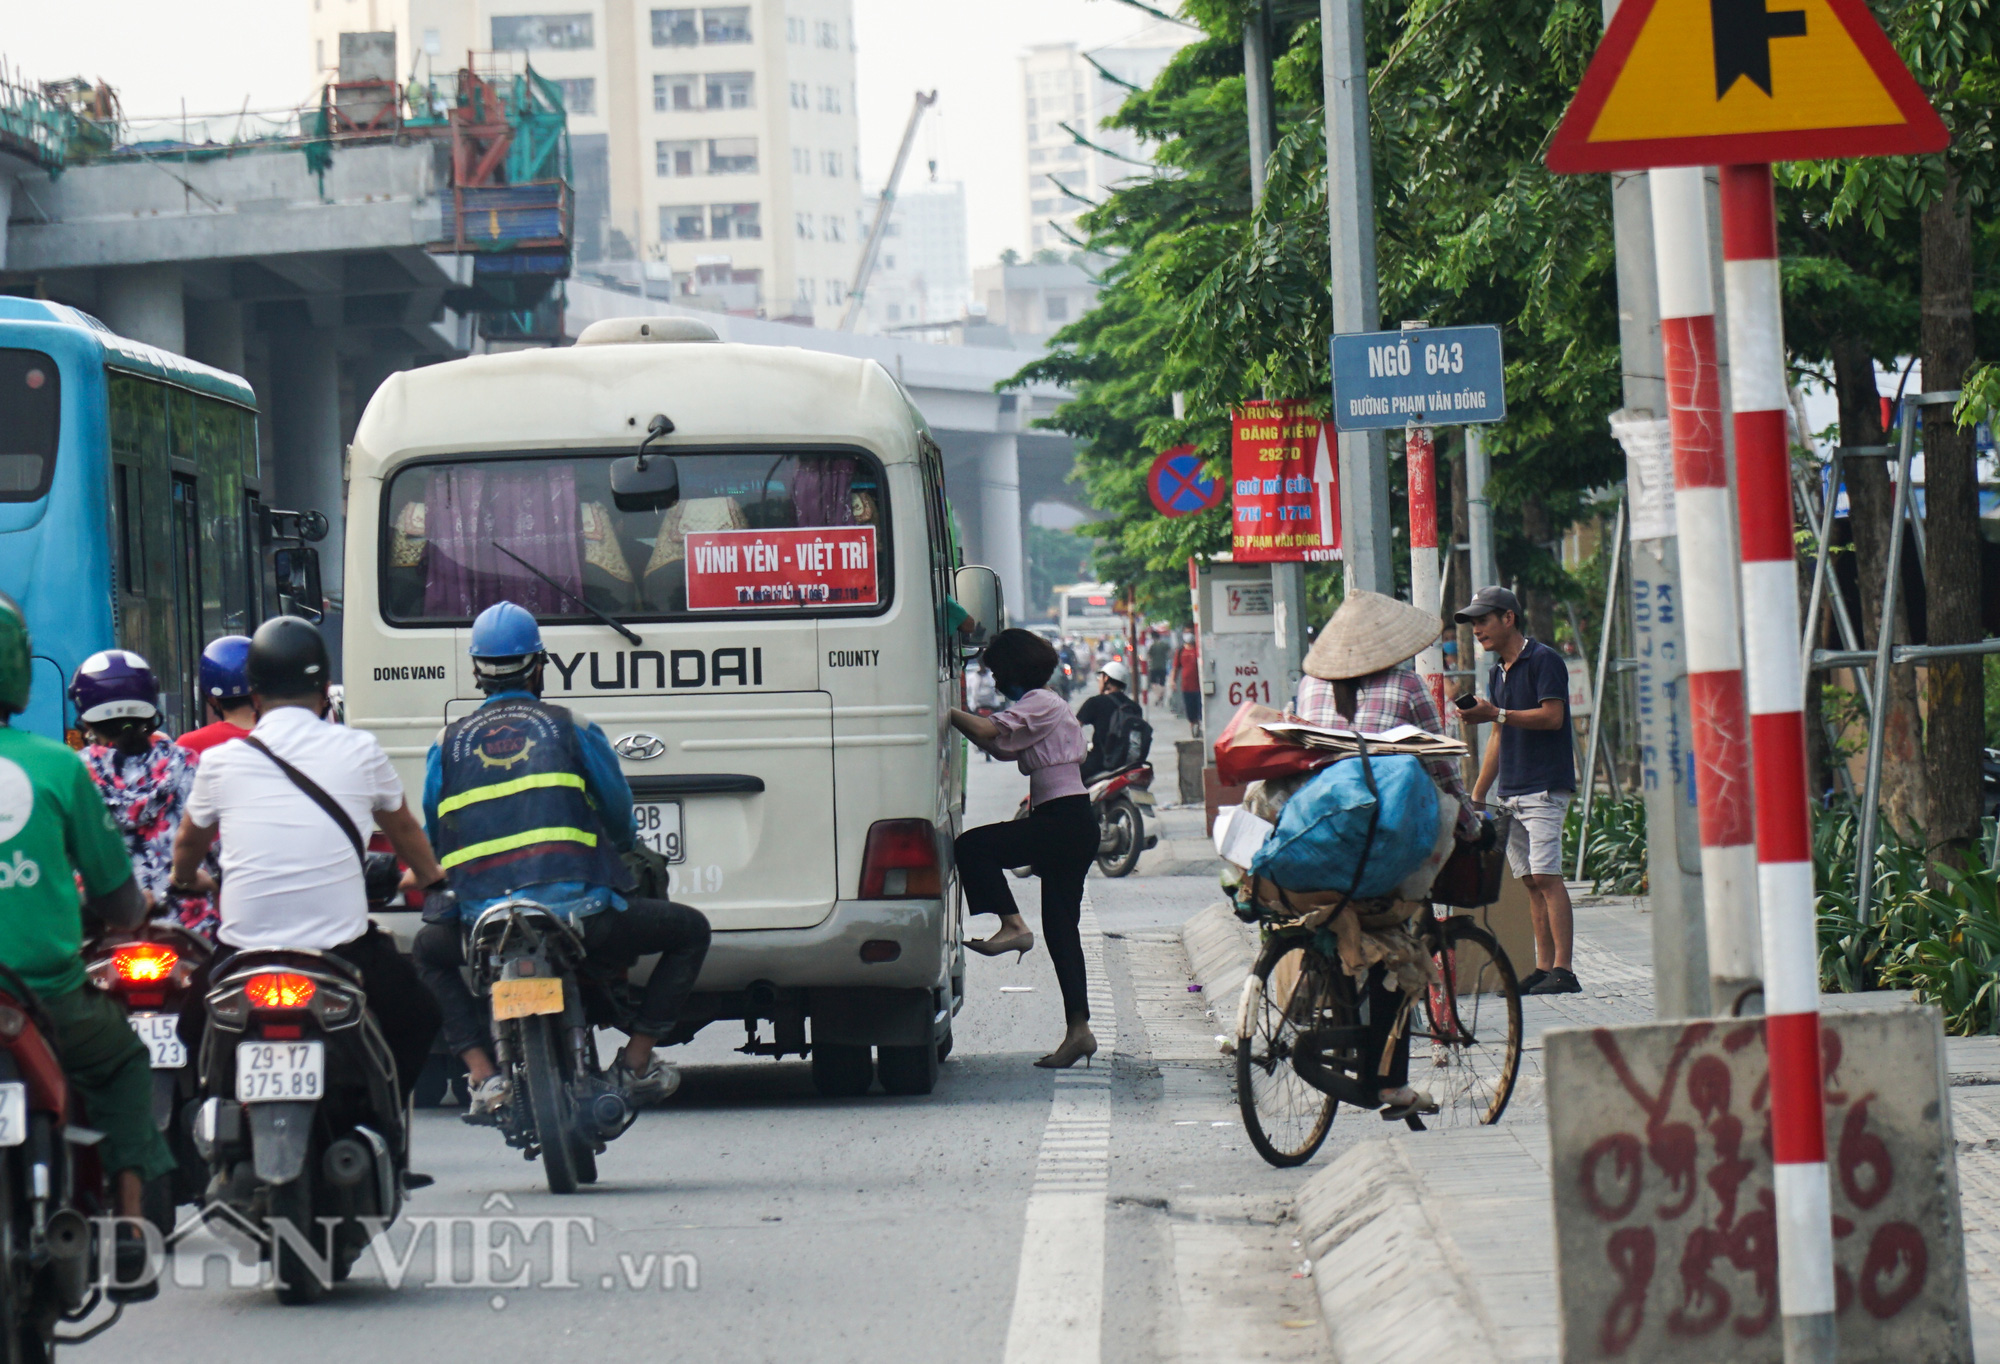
521, 1017, 583, 1195
271, 1169, 328, 1305
1096, 797, 1144, 878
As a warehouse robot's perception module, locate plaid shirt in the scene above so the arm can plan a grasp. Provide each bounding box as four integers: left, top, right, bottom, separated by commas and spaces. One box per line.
1293, 666, 1478, 837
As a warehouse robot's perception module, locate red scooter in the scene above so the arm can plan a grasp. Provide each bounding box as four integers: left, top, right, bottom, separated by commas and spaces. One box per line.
1008, 762, 1160, 879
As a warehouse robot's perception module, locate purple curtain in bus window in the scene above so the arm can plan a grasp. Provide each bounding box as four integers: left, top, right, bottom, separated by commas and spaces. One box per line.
790, 456, 854, 526
423, 463, 584, 617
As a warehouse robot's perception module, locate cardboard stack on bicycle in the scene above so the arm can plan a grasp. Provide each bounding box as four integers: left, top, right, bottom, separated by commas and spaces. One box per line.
1208, 592, 1498, 987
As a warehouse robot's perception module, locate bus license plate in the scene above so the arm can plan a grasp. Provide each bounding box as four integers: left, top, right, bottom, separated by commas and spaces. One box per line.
235, 1041, 325, 1103
633, 800, 684, 863
130, 1012, 186, 1069
0, 1083, 24, 1147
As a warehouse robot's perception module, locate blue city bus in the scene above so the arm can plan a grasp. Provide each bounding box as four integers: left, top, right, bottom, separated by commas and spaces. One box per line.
0, 298, 272, 741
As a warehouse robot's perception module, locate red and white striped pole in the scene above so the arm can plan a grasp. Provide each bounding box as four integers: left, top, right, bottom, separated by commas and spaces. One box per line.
1723, 161, 1834, 1363
1648, 166, 1763, 998
1406, 423, 1445, 713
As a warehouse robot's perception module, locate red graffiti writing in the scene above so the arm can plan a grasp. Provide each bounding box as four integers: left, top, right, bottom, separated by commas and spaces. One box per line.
1601, 1226, 1655, 1356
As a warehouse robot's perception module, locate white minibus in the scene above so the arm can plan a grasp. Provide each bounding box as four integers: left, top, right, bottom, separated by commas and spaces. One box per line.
342, 315, 998, 1096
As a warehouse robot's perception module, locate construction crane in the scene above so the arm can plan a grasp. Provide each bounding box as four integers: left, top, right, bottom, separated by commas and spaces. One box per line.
839, 89, 937, 331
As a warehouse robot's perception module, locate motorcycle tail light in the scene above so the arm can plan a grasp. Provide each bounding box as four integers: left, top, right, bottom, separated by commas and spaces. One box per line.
112, 942, 179, 984
859, 819, 941, 899
244, 973, 316, 1010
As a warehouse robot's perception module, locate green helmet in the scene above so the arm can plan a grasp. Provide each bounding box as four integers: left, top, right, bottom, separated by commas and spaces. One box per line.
0, 594, 27, 717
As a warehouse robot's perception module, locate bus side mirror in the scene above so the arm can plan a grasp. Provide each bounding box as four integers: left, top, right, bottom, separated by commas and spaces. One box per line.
274, 547, 324, 623
953, 565, 1003, 658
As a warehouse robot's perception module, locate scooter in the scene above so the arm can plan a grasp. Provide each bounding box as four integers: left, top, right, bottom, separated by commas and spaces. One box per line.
1090, 764, 1159, 877
0, 963, 127, 1357
465, 898, 639, 1195
191, 941, 409, 1303
83, 921, 212, 1233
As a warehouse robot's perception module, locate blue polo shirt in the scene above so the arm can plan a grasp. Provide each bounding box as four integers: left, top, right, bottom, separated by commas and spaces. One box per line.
1487, 637, 1575, 798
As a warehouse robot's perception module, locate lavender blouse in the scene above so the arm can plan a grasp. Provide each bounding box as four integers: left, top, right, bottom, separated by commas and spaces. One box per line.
985, 688, 1088, 807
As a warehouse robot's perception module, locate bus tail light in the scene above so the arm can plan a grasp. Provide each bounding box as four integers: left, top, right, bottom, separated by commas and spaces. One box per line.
859, 820, 941, 899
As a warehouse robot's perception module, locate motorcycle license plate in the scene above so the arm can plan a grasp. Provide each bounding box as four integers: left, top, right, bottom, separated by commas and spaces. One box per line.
130, 1012, 186, 1069
490, 976, 565, 1021
0, 1083, 24, 1147
633, 800, 684, 863
235, 1041, 325, 1102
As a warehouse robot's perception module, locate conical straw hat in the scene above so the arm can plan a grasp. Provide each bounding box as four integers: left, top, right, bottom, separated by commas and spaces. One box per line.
1302, 590, 1443, 681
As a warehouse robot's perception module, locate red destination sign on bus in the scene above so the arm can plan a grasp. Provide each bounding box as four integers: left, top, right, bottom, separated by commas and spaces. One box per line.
685, 526, 879, 610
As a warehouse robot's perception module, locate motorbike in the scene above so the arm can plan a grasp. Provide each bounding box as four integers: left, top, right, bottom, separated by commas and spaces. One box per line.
0, 964, 126, 1358
191, 939, 408, 1304
465, 897, 639, 1195
83, 920, 212, 1233
1090, 763, 1158, 877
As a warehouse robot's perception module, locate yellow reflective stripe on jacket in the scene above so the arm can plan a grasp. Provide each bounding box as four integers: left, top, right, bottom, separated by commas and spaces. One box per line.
436, 771, 587, 817
439, 826, 600, 870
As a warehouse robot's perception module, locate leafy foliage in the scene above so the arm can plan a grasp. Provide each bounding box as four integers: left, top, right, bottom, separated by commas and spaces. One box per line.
1563, 793, 1648, 896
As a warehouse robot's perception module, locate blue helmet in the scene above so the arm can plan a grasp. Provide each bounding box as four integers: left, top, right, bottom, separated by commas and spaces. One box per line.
469, 601, 545, 691
68, 649, 159, 725
199, 635, 254, 703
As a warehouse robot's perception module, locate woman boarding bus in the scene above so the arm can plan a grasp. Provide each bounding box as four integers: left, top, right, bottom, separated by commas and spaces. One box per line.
340, 315, 996, 1098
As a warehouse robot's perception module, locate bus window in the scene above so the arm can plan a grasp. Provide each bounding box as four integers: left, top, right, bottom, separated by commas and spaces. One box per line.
196, 395, 246, 635
168, 473, 202, 733
380, 449, 893, 624
114, 463, 143, 595
0, 349, 60, 502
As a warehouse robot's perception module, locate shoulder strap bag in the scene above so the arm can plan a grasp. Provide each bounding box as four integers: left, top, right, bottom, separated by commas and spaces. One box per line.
241, 735, 366, 870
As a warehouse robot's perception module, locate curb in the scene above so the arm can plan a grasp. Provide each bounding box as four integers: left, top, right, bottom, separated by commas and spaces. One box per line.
1179, 903, 1507, 1364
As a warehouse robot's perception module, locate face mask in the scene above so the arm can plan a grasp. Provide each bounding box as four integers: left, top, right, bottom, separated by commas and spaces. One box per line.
999, 683, 1029, 701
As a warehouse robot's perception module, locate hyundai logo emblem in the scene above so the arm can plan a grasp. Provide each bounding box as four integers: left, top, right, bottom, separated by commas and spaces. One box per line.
613, 732, 668, 761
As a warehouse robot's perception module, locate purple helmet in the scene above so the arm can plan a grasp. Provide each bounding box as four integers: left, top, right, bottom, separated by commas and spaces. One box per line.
68, 649, 160, 724
199, 635, 253, 702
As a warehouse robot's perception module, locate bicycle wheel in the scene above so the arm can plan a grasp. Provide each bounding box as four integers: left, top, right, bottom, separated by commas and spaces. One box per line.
1236, 935, 1339, 1167
1407, 916, 1523, 1128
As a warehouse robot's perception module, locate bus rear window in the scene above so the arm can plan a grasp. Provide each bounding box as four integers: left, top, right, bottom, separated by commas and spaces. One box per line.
381, 450, 889, 624
0, 349, 59, 502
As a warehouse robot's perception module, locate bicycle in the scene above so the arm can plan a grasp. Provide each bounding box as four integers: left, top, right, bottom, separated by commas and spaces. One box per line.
1234, 905, 1523, 1168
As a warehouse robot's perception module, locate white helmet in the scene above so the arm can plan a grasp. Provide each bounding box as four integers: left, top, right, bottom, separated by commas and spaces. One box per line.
1102, 660, 1131, 687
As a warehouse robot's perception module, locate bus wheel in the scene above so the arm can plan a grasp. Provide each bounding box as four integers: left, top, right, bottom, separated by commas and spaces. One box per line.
877, 1043, 939, 1096
810, 1044, 874, 1097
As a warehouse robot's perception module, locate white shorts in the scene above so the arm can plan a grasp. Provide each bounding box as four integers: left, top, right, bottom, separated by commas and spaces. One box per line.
1499, 790, 1572, 879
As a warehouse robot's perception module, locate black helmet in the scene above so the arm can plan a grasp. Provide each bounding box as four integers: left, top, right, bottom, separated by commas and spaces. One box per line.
247, 616, 331, 696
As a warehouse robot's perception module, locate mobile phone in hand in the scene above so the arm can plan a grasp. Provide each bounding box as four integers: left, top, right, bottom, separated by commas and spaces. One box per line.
1453, 693, 1479, 711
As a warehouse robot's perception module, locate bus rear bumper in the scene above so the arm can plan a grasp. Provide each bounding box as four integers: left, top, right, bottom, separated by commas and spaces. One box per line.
693, 898, 946, 992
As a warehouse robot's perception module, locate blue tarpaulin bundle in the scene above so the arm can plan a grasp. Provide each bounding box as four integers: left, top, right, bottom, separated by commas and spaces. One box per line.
1249, 752, 1438, 898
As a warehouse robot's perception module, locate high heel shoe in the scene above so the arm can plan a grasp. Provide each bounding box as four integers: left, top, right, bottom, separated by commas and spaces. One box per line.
1034, 1021, 1099, 1069
968, 928, 1035, 961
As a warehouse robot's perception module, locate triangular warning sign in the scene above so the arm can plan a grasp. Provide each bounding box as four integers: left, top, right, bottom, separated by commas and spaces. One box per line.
1547, 0, 1948, 172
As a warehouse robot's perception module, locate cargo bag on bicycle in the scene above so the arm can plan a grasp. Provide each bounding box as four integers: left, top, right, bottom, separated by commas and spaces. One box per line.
1249, 752, 1438, 898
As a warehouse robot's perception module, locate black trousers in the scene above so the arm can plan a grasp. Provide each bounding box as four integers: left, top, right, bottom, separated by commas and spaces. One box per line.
1361, 965, 1411, 1099
413, 898, 712, 1058
955, 795, 1098, 1022
179, 925, 442, 1107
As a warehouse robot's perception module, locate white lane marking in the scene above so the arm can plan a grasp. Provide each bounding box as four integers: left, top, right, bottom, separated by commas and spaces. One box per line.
1002, 890, 1116, 1364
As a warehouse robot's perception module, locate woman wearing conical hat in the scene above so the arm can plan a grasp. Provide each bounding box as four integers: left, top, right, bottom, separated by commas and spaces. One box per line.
1290, 589, 1480, 1119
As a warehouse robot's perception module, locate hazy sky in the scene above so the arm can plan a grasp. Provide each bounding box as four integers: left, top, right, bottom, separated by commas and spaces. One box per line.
0, 0, 1184, 267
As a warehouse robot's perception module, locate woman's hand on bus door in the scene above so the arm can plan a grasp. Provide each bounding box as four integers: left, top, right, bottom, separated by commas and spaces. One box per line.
949, 707, 1003, 754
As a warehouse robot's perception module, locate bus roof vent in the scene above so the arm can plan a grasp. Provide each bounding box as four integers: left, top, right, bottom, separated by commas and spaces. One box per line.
575, 316, 721, 346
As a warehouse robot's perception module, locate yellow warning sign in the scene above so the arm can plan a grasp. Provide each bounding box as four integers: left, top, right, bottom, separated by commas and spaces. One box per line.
1547, 0, 1947, 172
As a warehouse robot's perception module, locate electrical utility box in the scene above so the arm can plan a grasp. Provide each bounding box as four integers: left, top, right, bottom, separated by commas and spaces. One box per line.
1191, 561, 1291, 714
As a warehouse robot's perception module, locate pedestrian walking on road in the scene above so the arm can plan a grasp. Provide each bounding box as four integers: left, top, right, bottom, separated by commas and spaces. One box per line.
1293, 591, 1479, 1117
949, 629, 1100, 1069
1454, 586, 1580, 995
1174, 630, 1203, 735
1145, 626, 1173, 708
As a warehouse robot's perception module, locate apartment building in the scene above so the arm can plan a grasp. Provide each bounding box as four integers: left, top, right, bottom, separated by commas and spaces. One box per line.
853, 181, 968, 333
1021, 28, 1186, 254
308, 0, 864, 323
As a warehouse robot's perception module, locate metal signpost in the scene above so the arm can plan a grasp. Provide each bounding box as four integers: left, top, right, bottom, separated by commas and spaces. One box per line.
1548, 0, 1949, 1356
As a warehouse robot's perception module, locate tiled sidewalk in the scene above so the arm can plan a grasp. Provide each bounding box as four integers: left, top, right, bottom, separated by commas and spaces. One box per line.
1289, 890, 2000, 1362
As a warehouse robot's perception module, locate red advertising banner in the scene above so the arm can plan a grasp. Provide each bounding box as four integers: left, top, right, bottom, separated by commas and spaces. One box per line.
685, 526, 879, 610
1231, 401, 1340, 562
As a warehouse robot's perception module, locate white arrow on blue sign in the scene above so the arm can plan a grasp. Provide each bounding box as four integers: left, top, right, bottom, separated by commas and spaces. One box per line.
1330, 324, 1506, 431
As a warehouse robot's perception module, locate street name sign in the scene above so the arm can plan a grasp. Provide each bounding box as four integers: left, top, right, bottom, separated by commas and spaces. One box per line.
1546, 0, 1948, 172
1329, 325, 1505, 432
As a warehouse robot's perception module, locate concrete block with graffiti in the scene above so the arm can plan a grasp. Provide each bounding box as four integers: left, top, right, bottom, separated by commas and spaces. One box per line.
1546, 1007, 1971, 1362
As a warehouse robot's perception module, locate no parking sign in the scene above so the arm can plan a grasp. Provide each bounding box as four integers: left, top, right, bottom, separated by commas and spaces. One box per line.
1146, 445, 1225, 517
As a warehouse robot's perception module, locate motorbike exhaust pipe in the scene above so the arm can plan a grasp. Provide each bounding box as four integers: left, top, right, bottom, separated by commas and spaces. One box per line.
323, 1137, 373, 1189
590, 1089, 632, 1138
46, 1207, 92, 1308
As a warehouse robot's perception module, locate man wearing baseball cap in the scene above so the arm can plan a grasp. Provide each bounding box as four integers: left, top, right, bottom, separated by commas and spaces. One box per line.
1455, 586, 1580, 995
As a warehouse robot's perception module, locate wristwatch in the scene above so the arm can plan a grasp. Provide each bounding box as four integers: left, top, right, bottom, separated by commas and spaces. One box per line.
1495, 710, 1507, 726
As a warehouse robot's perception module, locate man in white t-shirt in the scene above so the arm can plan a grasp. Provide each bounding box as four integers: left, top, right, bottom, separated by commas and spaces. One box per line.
170, 617, 445, 1101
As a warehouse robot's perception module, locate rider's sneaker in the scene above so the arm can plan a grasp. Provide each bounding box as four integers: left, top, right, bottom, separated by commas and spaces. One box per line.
461, 1074, 510, 1126
611, 1053, 681, 1106
108, 1223, 159, 1303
